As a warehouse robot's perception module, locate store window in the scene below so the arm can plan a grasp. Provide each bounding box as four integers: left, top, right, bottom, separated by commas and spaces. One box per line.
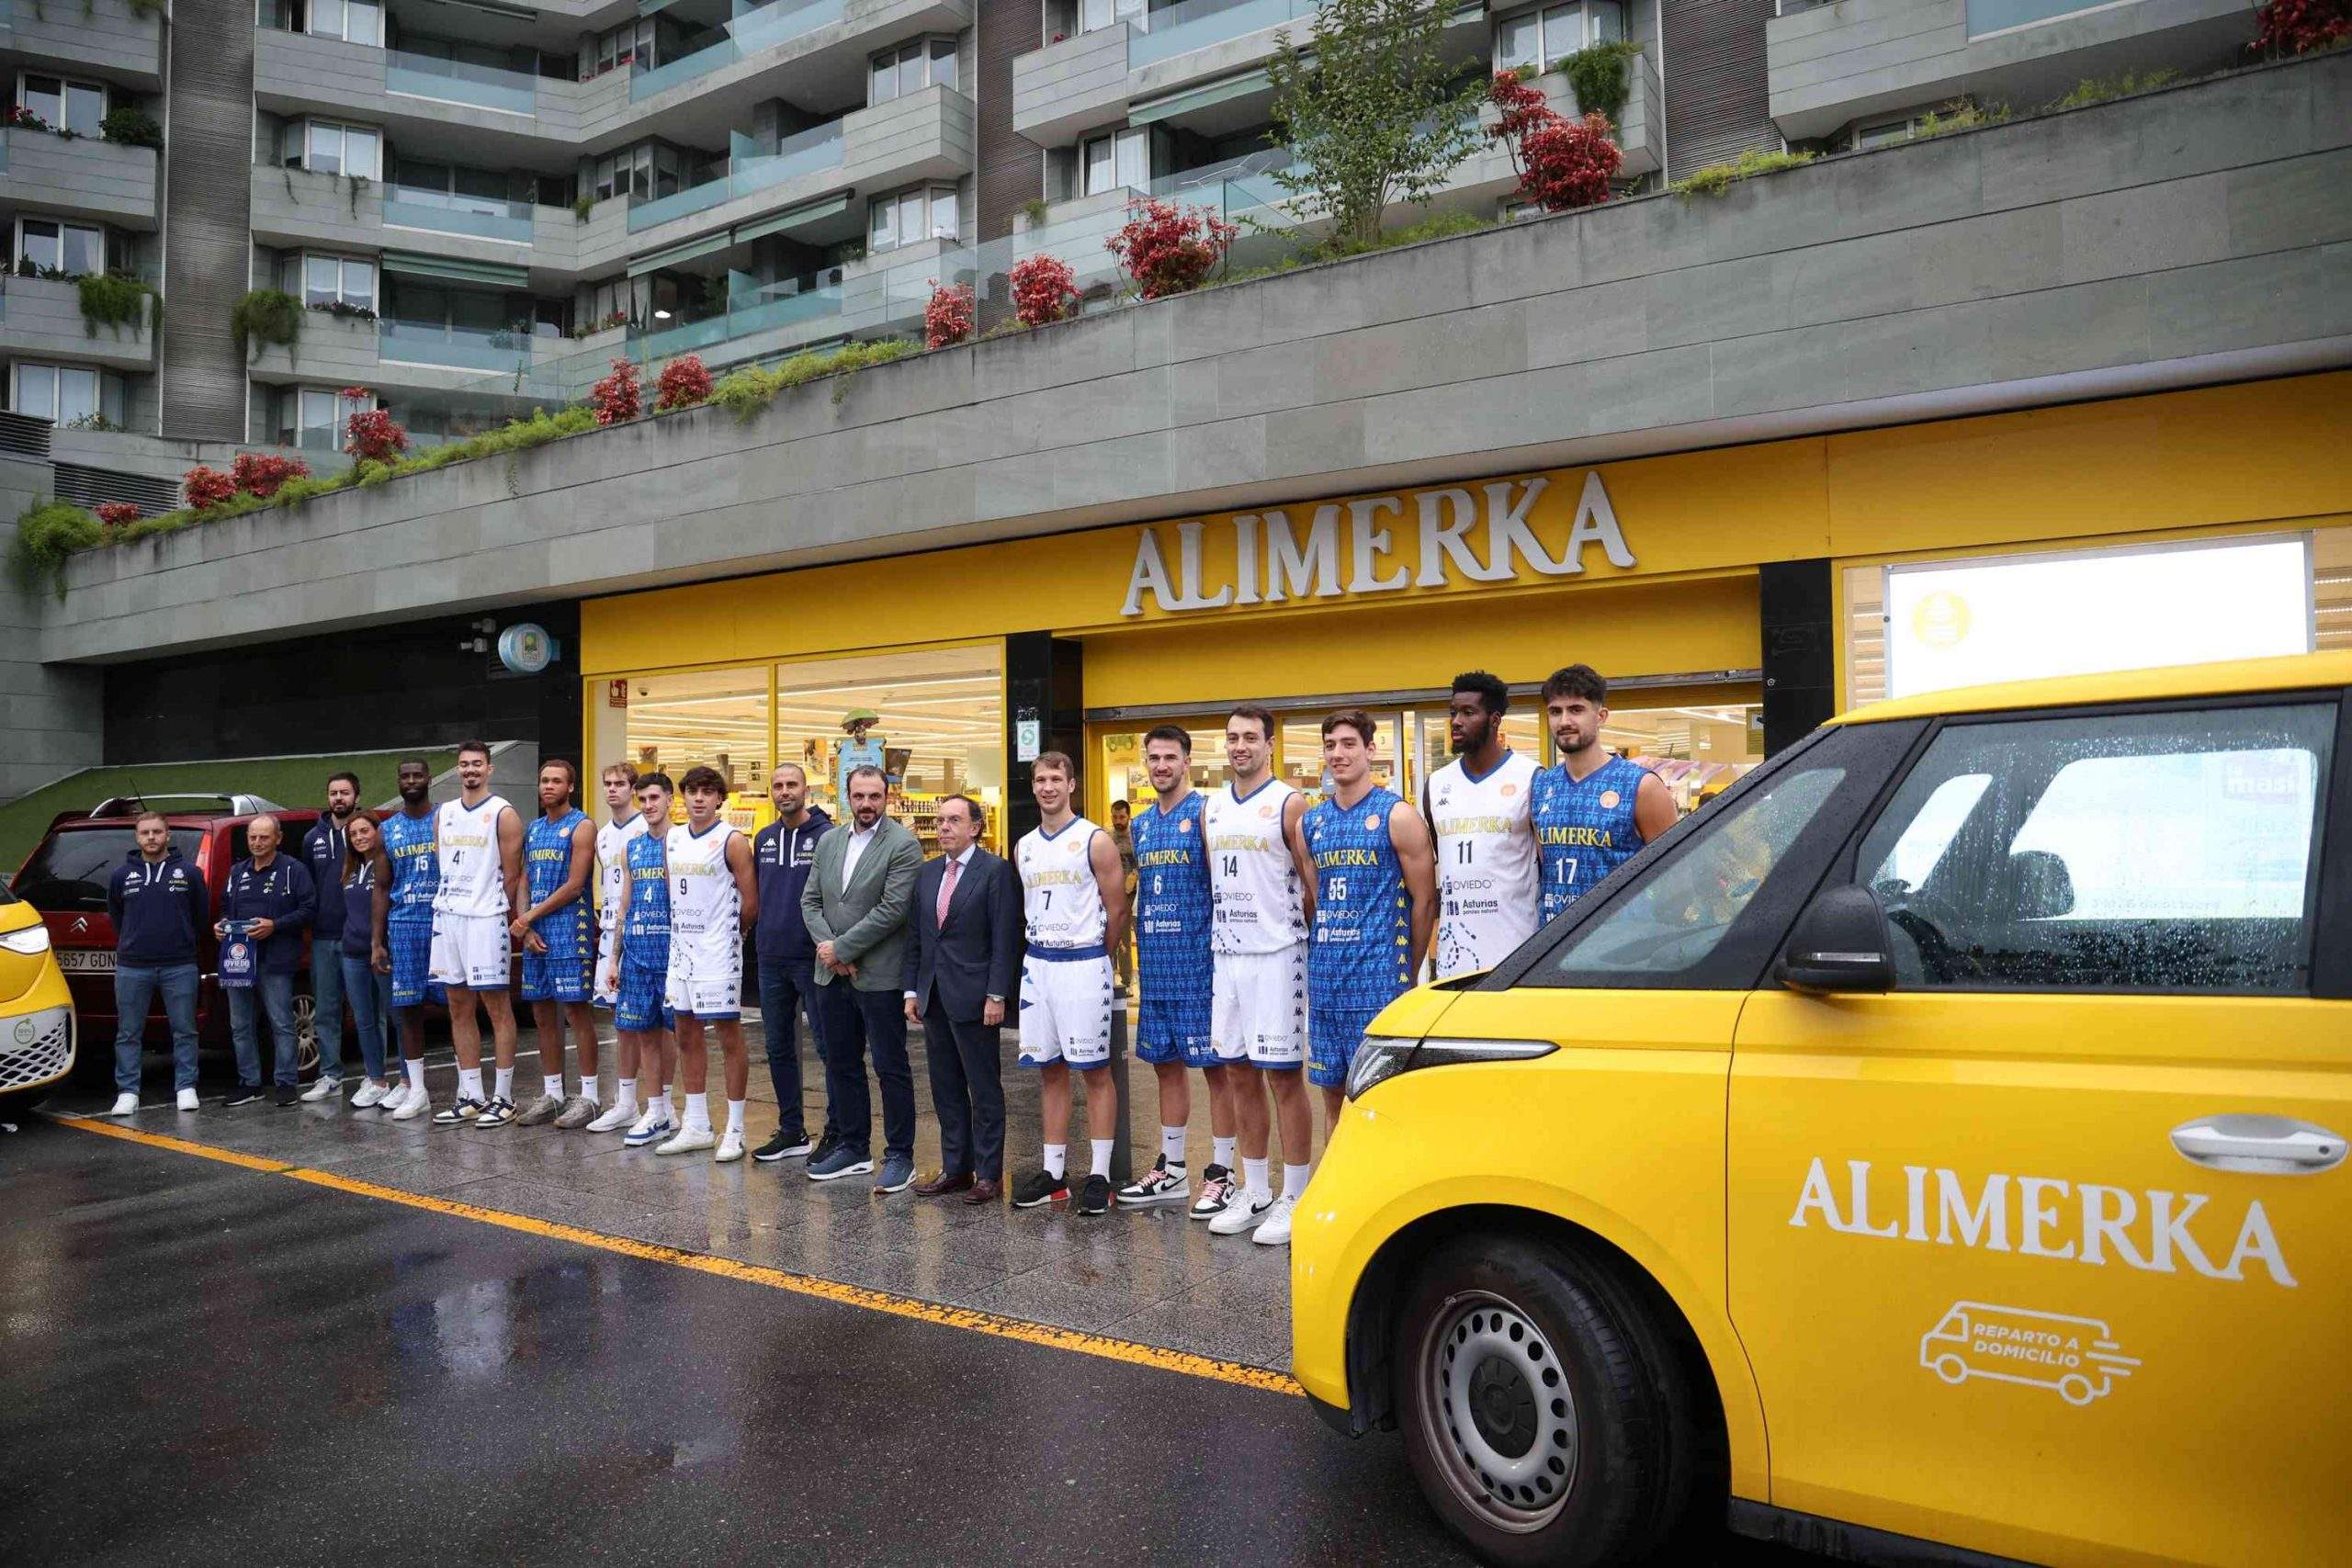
870, 38, 957, 104
11, 361, 120, 427
776, 645, 1004, 853
867, 185, 957, 252
17, 217, 107, 277
1495, 1, 1624, 74
1081, 128, 1150, 197
19, 73, 107, 138
283, 118, 383, 179
620, 667, 773, 827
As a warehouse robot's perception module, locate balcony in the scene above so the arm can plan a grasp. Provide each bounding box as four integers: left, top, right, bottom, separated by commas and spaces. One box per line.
383, 186, 537, 245
8, 0, 164, 89
384, 50, 540, 118
628, 119, 847, 233
1768, 0, 2259, 141
0, 130, 159, 231
0, 275, 154, 372
1013, 0, 1352, 144
1127, 0, 1315, 68
630, 0, 847, 101
379, 319, 534, 374
254, 28, 548, 143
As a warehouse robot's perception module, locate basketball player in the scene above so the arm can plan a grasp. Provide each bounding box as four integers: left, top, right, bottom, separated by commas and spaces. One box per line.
656, 766, 760, 1160
430, 740, 526, 1127
1114, 725, 1231, 1212
513, 761, 601, 1128
378, 757, 441, 1121
1305, 711, 1436, 1148
1421, 671, 1540, 979
1203, 705, 1317, 1242
605, 772, 680, 1149
586, 764, 663, 1133
1531, 664, 1676, 920
1008, 751, 1129, 1217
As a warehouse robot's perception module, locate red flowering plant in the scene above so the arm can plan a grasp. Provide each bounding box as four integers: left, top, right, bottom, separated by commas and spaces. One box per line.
1008, 253, 1080, 327
340, 388, 409, 463
95, 501, 140, 531
654, 353, 712, 412
1103, 197, 1238, 300
182, 465, 236, 511
590, 357, 642, 425
923, 281, 975, 348
231, 451, 311, 499
1487, 72, 1621, 213
2256, 0, 2351, 51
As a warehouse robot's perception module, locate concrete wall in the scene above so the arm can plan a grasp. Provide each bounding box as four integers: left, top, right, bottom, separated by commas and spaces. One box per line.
12, 0, 164, 88
0, 131, 160, 231
28, 53, 2352, 665
0, 457, 103, 802
0, 276, 155, 373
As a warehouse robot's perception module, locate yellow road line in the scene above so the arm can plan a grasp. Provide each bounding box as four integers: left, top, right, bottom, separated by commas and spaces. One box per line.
59, 1115, 1304, 1400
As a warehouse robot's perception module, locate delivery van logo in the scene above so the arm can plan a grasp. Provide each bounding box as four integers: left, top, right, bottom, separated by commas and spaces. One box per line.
1920, 1302, 2140, 1406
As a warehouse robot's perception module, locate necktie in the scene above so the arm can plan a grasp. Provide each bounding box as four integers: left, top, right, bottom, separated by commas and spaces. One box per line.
937, 856, 959, 929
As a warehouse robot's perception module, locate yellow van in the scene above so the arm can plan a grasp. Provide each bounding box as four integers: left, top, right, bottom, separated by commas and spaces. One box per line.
0, 881, 76, 1118
1293, 651, 2350, 1568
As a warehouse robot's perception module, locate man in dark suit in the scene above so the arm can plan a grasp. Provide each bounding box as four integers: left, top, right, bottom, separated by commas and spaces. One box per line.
902, 795, 1023, 1203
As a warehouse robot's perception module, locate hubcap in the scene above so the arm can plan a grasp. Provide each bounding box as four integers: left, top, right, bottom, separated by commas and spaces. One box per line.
293, 994, 319, 1074
1420, 1292, 1577, 1531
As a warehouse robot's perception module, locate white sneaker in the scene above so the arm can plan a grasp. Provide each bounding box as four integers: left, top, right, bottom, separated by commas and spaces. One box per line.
107, 1091, 139, 1117
391, 1087, 435, 1121
586, 1100, 639, 1134
714, 1128, 744, 1164
300, 1077, 341, 1103
379, 1082, 412, 1114
1207, 1190, 1274, 1236
175, 1088, 199, 1111
656, 1124, 717, 1156
350, 1081, 388, 1109
624, 1105, 675, 1148
1251, 1191, 1299, 1247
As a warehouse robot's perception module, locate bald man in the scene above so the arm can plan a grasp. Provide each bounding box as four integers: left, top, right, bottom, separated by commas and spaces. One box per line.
214, 813, 317, 1107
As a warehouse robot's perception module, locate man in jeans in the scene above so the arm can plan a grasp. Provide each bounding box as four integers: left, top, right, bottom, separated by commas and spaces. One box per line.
750, 762, 831, 1164
215, 814, 315, 1108
300, 771, 362, 1102
104, 812, 209, 1115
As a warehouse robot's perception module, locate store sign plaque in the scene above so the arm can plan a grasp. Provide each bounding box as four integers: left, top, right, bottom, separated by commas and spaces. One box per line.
1119, 472, 1634, 618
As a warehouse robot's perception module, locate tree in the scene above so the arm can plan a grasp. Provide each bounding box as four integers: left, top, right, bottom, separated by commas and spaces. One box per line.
1265, 0, 1490, 248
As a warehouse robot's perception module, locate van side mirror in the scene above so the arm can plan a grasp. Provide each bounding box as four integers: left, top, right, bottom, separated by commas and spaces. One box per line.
1780, 885, 1895, 994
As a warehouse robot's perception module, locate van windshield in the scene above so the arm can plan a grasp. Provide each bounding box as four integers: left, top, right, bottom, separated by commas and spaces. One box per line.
12, 828, 206, 912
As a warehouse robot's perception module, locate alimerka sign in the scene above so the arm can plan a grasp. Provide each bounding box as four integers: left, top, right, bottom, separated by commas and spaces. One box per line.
1119, 471, 1635, 618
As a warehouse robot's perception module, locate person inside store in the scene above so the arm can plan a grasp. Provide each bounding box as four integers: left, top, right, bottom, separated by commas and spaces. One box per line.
901, 794, 1023, 1203
802, 764, 924, 1191
105, 810, 210, 1116
1108, 796, 1137, 990
215, 813, 316, 1108
751, 762, 833, 1165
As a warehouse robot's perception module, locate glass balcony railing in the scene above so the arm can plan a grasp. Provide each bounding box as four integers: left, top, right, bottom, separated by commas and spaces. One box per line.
1963, 0, 2114, 33
1128, 0, 1314, 68
379, 319, 533, 372
382, 186, 536, 243
629, 0, 846, 101
626, 119, 845, 232
385, 51, 539, 116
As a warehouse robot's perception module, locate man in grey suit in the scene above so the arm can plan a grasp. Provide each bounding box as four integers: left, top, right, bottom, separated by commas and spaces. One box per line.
902, 795, 1023, 1204
801, 764, 925, 1191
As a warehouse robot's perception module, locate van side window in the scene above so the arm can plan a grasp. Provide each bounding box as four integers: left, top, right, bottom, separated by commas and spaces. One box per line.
1855, 703, 2335, 994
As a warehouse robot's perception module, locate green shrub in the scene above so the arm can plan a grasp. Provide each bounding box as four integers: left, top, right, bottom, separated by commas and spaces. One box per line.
1670, 146, 1818, 198
708, 339, 916, 423
231, 288, 302, 361
77, 272, 156, 336
99, 104, 163, 151
1557, 39, 1643, 129
1314, 209, 1495, 261
1906, 98, 2011, 140
2050, 67, 2180, 110
7, 500, 104, 600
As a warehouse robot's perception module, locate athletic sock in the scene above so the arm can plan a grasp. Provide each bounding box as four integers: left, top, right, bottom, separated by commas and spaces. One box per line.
1282, 1162, 1312, 1200
459, 1067, 484, 1101
543, 1073, 564, 1100
1159, 1125, 1188, 1166
405, 1059, 427, 1092
1213, 1135, 1238, 1169
726, 1100, 746, 1134
616, 1077, 637, 1109
684, 1091, 710, 1132
1044, 1143, 1068, 1180
1090, 1138, 1114, 1179
1243, 1156, 1271, 1203
493, 1066, 514, 1101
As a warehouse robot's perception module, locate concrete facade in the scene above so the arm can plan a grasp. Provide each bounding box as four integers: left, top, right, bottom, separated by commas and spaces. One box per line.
0, 276, 155, 375
0, 130, 160, 232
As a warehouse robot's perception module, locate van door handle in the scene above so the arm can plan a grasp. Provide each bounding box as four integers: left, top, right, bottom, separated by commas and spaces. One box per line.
2170, 1115, 2346, 1175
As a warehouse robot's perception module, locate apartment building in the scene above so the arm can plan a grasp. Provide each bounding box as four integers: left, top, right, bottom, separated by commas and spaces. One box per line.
0, 0, 2278, 455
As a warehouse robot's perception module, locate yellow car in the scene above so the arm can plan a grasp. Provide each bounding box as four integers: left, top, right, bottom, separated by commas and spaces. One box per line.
0, 881, 76, 1118
1295, 651, 2350, 1568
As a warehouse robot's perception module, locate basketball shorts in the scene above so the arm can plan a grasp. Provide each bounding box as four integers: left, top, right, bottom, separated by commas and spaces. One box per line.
665, 926, 742, 1020
593, 923, 620, 1010
430, 911, 510, 990
616, 945, 673, 1034
1211, 944, 1306, 1068
1018, 945, 1113, 1069
521, 909, 592, 1003
1135, 971, 1215, 1069
1308, 1004, 1383, 1090
388, 918, 444, 1010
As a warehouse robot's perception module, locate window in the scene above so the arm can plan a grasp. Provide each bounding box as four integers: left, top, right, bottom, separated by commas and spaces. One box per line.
1081, 128, 1149, 195
292, 253, 377, 312
1856, 704, 2335, 993
20, 73, 107, 138
867, 185, 956, 251
302, 0, 383, 47
869, 37, 958, 104
279, 386, 348, 450
283, 118, 381, 179
14, 828, 203, 913
17, 217, 107, 276
591, 141, 687, 204
1080, 0, 1114, 32
1494, 2, 1624, 73
11, 362, 115, 426
589, 18, 657, 77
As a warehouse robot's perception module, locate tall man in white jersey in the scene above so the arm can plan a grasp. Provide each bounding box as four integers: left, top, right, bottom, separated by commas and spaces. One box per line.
430, 739, 526, 1127
586, 763, 664, 1133
656, 766, 760, 1160
1421, 671, 1541, 979
1009, 751, 1130, 1217
1204, 705, 1317, 1241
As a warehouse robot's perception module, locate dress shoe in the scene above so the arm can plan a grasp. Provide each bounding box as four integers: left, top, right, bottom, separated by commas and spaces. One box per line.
962, 1177, 1003, 1206
913, 1169, 975, 1197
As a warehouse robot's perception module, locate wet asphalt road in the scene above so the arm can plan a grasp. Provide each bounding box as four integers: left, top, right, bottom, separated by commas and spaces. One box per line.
0, 1117, 1816, 1567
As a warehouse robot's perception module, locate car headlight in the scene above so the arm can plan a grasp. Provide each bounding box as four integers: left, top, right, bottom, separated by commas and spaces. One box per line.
1345, 1034, 1558, 1101
0, 925, 51, 956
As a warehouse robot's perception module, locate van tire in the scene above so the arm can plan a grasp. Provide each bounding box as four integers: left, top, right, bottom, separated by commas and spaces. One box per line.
1395, 1234, 1693, 1567
0, 1087, 49, 1121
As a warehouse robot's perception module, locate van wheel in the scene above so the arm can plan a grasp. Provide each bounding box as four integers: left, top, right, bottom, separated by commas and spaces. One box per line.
1396, 1235, 1691, 1567
292, 994, 319, 1077
0, 1087, 49, 1122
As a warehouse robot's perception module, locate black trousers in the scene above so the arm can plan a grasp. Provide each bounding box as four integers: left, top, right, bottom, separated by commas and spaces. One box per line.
818, 983, 915, 1161
922, 1010, 1005, 1181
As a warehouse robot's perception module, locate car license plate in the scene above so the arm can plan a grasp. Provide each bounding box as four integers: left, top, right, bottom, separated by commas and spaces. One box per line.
57, 951, 115, 974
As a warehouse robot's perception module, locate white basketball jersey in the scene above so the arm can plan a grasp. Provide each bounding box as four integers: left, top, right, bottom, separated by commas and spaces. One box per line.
597, 812, 649, 925
1204, 779, 1306, 954
664, 820, 740, 938
1427, 750, 1540, 978
432, 795, 514, 918
1018, 817, 1106, 947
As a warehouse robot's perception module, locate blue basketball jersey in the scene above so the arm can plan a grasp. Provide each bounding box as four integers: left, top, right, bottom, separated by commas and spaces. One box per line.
1530, 755, 1648, 922
1305, 786, 1413, 1012
1132, 790, 1213, 997
380, 809, 438, 925
526, 807, 591, 942
621, 829, 670, 949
